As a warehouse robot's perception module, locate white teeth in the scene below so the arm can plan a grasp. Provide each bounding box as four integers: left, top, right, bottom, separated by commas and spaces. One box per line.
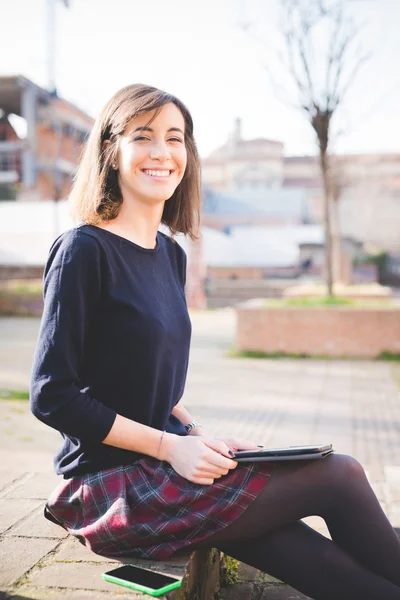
143, 170, 170, 177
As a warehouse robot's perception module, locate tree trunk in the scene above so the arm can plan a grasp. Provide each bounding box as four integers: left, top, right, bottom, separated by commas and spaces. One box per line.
331, 197, 342, 283
319, 149, 334, 297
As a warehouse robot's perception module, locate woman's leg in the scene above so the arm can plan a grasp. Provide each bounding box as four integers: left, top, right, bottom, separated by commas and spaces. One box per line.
217, 520, 400, 600
190, 454, 400, 593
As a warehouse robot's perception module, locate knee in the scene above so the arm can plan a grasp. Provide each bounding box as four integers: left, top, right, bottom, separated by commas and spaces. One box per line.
327, 454, 367, 489
333, 453, 365, 475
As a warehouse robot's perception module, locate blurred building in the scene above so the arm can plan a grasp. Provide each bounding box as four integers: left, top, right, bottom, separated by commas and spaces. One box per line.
202, 186, 312, 230
202, 121, 400, 251
200, 225, 365, 306
202, 118, 284, 189
284, 154, 400, 250
0, 75, 93, 201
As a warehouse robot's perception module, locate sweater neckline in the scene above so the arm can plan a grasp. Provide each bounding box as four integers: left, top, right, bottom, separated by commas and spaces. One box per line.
82, 225, 161, 254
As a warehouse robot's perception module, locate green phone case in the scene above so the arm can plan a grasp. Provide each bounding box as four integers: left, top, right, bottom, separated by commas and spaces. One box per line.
102, 570, 182, 597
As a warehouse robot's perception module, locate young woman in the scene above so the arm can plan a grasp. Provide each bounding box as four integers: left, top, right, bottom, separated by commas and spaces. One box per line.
30, 84, 400, 600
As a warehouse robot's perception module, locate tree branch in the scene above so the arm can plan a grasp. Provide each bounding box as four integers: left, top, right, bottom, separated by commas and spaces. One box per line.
333, 51, 370, 107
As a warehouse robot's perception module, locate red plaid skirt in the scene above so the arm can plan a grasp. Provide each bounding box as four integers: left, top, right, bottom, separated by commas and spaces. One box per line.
46, 457, 271, 560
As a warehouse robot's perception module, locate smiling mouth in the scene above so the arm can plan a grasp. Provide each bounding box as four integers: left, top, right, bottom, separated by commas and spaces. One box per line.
142, 169, 173, 178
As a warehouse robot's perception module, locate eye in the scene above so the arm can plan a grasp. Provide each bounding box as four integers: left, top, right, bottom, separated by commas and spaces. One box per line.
168, 137, 183, 143
133, 136, 150, 141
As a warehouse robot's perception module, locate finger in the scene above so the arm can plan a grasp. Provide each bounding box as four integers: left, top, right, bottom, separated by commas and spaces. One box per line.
205, 451, 237, 470
193, 476, 215, 485
196, 465, 229, 477
202, 439, 235, 462
203, 438, 231, 455
204, 457, 237, 473
196, 471, 223, 479
231, 438, 263, 449
214, 437, 262, 451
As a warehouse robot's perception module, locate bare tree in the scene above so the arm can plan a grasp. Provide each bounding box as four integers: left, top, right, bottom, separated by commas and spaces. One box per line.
244, 0, 369, 295
324, 154, 352, 282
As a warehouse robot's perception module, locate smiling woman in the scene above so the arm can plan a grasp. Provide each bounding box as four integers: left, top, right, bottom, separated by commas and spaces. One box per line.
30, 84, 400, 600
30, 82, 270, 561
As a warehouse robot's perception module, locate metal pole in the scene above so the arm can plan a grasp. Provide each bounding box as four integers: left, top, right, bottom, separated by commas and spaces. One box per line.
46, 0, 56, 94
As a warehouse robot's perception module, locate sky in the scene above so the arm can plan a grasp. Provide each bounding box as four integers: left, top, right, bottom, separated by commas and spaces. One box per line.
0, 0, 400, 158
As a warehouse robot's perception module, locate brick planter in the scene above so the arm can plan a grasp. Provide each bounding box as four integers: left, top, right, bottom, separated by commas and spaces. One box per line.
236, 300, 400, 358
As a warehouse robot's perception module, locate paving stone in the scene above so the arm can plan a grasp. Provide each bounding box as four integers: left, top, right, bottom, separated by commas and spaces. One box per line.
7, 506, 68, 539
237, 562, 263, 582
0, 536, 58, 587
0, 498, 42, 534
388, 507, 400, 528
259, 586, 311, 599
52, 537, 117, 564
0, 471, 29, 497
27, 561, 179, 593
52, 536, 189, 570
6, 587, 152, 599
385, 465, 400, 486
4, 472, 59, 500
220, 581, 255, 599
260, 573, 283, 584
301, 516, 330, 539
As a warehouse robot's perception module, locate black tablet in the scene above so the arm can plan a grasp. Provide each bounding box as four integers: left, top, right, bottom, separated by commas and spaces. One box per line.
233, 444, 333, 462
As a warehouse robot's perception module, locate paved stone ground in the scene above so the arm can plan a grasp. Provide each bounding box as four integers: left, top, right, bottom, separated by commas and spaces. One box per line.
0, 310, 400, 600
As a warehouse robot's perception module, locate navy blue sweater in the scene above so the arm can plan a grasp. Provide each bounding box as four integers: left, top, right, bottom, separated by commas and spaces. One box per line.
30, 225, 191, 478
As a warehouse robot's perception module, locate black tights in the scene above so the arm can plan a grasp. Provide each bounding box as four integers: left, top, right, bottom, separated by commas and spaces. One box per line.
190, 454, 400, 600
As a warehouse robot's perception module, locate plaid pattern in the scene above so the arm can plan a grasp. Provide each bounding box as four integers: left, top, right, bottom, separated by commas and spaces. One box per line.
46, 457, 271, 560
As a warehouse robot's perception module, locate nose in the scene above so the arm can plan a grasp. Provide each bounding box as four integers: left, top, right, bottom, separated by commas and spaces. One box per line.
150, 141, 171, 161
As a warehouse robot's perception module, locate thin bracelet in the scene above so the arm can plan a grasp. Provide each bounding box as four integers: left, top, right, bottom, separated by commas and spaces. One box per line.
157, 430, 166, 458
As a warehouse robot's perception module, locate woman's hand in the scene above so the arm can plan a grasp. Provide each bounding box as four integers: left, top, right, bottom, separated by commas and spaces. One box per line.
214, 436, 264, 453
161, 434, 238, 485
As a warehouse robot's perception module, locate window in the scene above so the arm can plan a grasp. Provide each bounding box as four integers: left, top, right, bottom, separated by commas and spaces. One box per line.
0, 152, 17, 171
62, 123, 73, 138
78, 131, 88, 144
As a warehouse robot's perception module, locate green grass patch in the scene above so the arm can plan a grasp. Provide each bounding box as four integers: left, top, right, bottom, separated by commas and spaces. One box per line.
263, 297, 395, 308
229, 348, 328, 360
0, 389, 29, 400
0, 279, 43, 295
228, 348, 400, 362
287, 296, 353, 307
377, 351, 400, 362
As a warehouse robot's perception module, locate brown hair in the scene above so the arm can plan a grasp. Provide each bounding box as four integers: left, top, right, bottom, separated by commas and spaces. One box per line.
69, 84, 201, 239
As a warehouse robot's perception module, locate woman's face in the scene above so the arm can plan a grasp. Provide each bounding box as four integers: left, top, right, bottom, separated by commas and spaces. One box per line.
115, 102, 187, 205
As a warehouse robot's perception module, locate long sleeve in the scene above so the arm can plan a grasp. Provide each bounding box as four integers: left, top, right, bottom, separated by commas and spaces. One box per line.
30, 230, 117, 443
